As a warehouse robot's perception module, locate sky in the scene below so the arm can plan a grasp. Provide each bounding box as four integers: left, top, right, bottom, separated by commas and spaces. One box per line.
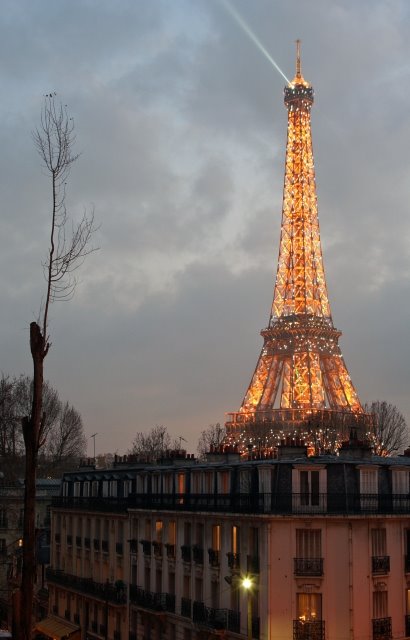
0, 0, 409, 458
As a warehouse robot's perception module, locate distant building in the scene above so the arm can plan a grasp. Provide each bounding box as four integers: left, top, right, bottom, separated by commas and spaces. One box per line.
0, 477, 60, 627
46, 442, 410, 640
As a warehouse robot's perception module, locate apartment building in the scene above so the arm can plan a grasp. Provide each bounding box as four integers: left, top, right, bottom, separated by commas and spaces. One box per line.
46, 440, 410, 640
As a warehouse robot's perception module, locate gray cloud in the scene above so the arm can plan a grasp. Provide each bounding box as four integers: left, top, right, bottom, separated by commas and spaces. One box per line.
0, 0, 409, 455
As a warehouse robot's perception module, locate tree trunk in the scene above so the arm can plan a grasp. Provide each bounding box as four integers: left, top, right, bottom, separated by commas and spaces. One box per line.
17, 322, 46, 640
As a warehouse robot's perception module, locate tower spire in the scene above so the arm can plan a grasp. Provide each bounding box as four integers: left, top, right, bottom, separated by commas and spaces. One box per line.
296, 38, 301, 78
225, 47, 369, 455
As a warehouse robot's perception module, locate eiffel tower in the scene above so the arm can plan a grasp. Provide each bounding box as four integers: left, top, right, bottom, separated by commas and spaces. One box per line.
226, 43, 371, 453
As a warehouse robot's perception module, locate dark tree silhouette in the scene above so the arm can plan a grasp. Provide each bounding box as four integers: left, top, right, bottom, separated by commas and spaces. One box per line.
16, 95, 97, 640
364, 400, 408, 456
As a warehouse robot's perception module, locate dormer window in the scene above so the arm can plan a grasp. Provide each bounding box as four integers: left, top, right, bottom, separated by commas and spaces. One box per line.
292, 466, 326, 512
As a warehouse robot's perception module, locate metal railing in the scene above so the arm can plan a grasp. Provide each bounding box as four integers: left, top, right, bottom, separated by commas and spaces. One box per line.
165, 543, 175, 559
293, 620, 325, 640
192, 601, 240, 633
372, 617, 392, 640
129, 586, 175, 613
181, 545, 191, 562
294, 558, 323, 576
46, 568, 126, 604
52, 493, 410, 516
372, 556, 390, 575
227, 552, 240, 570
140, 540, 151, 556
208, 549, 220, 567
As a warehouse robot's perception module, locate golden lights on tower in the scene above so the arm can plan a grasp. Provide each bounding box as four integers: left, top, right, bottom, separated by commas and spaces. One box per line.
225, 42, 369, 454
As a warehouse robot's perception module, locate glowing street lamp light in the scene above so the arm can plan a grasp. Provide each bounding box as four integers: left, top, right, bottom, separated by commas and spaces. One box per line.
241, 576, 253, 640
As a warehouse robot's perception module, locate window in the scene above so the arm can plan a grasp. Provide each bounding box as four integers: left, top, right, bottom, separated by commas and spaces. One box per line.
92, 481, 99, 497
212, 525, 221, 551
83, 482, 90, 497
232, 526, 240, 554
74, 482, 81, 497
219, 471, 230, 493
300, 471, 319, 506
295, 530, 322, 575
204, 472, 213, 493
296, 529, 321, 558
297, 593, 322, 622
155, 520, 163, 542
372, 529, 387, 557
168, 521, 176, 546
373, 590, 387, 619
110, 480, 117, 497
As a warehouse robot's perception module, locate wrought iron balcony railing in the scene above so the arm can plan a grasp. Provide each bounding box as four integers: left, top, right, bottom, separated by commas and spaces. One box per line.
372, 617, 392, 640
152, 541, 162, 557
53, 493, 410, 516
46, 568, 126, 605
293, 620, 325, 640
140, 540, 151, 556
93, 538, 100, 551
372, 556, 390, 575
76, 536, 82, 547
129, 539, 138, 554
165, 543, 175, 559
227, 552, 240, 570
84, 537, 91, 549
129, 586, 175, 613
193, 545, 204, 565
101, 540, 109, 553
181, 597, 192, 618
208, 549, 220, 567
66, 534, 73, 546
294, 558, 323, 576
116, 542, 123, 555
192, 601, 240, 633
181, 544, 191, 562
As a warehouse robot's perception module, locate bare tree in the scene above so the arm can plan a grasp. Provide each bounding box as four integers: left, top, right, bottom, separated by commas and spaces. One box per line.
129, 425, 172, 462
42, 402, 86, 470
197, 423, 226, 459
364, 401, 408, 456
17, 95, 97, 640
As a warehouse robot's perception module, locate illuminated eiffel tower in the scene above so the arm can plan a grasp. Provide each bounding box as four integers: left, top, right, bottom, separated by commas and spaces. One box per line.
226, 43, 370, 453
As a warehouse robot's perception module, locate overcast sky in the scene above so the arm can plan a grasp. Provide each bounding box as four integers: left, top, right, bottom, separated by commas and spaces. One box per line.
0, 0, 409, 457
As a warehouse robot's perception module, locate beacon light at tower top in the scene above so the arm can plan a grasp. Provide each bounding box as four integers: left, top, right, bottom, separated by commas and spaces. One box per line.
224, 42, 373, 457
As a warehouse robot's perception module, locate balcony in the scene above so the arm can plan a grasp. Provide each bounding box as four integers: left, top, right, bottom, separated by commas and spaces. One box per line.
372, 617, 392, 640
140, 540, 151, 556
227, 552, 240, 571
294, 558, 323, 576
181, 597, 192, 618
129, 586, 175, 613
129, 539, 138, 554
152, 541, 162, 557
76, 536, 82, 547
405, 555, 410, 573
181, 545, 191, 563
372, 556, 390, 575
93, 538, 100, 551
193, 545, 204, 565
208, 549, 220, 568
247, 555, 260, 574
116, 542, 123, 555
66, 535, 73, 546
101, 540, 109, 553
192, 601, 240, 633
52, 492, 410, 516
165, 543, 175, 559
46, 568, 127, 605
293, 620, 325, 640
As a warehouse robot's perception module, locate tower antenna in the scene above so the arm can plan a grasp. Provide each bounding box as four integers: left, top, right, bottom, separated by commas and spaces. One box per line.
296, 39, 301, 78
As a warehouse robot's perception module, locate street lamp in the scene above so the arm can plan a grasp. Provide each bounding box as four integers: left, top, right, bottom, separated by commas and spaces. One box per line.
241, 576, 253, 640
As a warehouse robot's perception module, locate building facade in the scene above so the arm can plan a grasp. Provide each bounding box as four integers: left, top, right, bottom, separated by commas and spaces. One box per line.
47, 443, 410, 640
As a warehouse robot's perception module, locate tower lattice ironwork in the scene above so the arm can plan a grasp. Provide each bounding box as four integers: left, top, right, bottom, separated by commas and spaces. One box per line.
226, 43, 370, 453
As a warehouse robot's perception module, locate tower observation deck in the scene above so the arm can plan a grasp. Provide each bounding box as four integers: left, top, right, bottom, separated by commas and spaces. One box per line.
225, 42, 371, 453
